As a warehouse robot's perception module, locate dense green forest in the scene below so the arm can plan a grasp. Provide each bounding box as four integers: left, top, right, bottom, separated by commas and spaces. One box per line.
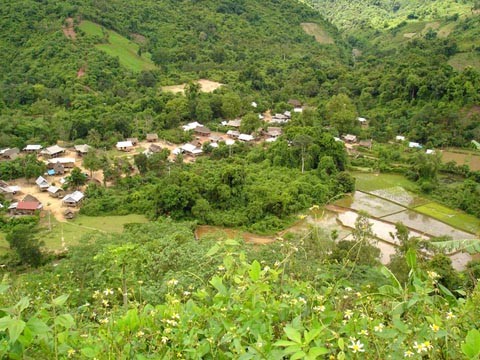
2, 0, 480, 358
1, 0, 480, 148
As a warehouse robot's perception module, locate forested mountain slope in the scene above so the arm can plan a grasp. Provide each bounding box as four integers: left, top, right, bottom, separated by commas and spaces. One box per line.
305, 0, 478, 30
0, 0, 348, 147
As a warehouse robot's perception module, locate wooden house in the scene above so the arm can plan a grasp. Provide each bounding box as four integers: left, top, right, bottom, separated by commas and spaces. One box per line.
64, 208, 76, 219
47, 186, 65, 198
35, 176, 50, 192
11, 201, 42, 216
1, 148, 20, 160
127, 138, 139, 146
74, 144, 91, 156
41, 145, 66, 158
116, 141, 134, 152
194, 126, 211, 137
146, 133, 159, 142
23, 144, 43, 153
62, 191, 84, 207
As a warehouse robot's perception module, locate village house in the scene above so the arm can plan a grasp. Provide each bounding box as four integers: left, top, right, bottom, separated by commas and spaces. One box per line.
226, 119, 242, 128
10, 201, 43, 216
426, 149, 435, 155
358, 139, 373, 149
63, 191, 85, 207
116, 141, 134, 152
288, 99, 303, 113
47, 158, 76, 169
0, 181, 21, 200
146, 133, 159, 142
266, 127, 282, 138
64, 208, 76, 219
408, 142, 422, 149
209, 135, 223, 143
182, 122, 203, 132
343, 134, 358, 143
74, 144, 91, 156
1, 148, 20, 160
51, 162, 65, 175
23, 144, 43, 153
23, 194, 40, 203
47, 186, 65, 198
143, 144, 163, 157
271, 114, 290, 124
227, 130, 240, 139
127, 137, 139, 146
41, 145, 66, 158
396, 135, 406, 142
357, 117, 368, 128
238, 134, 255, 142
181, 143, 203, 156
35, 176, 50, 192
194, 126, 211, 137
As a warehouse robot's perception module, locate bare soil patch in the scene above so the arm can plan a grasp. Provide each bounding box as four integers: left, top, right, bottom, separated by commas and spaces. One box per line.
300, 23, 334, 44
77, 66, 86, 78
131, 33, 147, 44
162, 79, 223, 94
62, 18, 76, 40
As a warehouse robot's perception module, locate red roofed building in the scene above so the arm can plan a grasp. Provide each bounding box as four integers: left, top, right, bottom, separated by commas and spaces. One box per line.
11, 201, 43, 215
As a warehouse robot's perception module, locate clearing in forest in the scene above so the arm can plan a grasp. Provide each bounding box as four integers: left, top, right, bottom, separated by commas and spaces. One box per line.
448, 52, 480, 71
162, 79, 223, 94
300, 23, 334, 44
78, 20, 156, 72
62, 17, 76, 40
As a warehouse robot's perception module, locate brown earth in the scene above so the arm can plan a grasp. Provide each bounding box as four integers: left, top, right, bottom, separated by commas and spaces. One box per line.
62, 18, 76, 40
162, 79, 223, 94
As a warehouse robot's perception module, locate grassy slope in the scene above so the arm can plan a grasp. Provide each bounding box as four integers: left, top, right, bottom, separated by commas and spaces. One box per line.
0, 215, 149, 254
78, 20, 156, 72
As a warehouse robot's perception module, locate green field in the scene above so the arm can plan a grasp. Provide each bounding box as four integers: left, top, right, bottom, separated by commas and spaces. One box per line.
448, 52, 480, 71
0, 215, 149, 254
352, 172, 417, 192
414, 202, 480, 235
79, 21, 156, 72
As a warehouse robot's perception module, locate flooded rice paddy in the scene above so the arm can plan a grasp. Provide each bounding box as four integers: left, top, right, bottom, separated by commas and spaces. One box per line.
196, 184, 478, 271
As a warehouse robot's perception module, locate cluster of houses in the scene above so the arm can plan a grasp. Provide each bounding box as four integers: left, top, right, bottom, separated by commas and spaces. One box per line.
0, 176, 85, 218
0, 143, 91, 219
395, 136, 435, 154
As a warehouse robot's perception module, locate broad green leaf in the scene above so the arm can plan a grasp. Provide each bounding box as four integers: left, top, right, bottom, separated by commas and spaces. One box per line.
52, 294, 69, 307
0, 315, 12, 331
224, 239, 240, 246
304, 328, 321, 344
26, 318, 50, 335
249, 260, 261, 281
209, 276, 227, 295
291, 351, 306, 360
8, 319, 26, 344
338, 338, 344, 351
285, 326, 302, 344
405, 248, 417, 270
0, 284, 10, 294
380, 266, 402, 291
308, 347, 329, 357
274, 340, 298, 347
206, 244, 220, 257
15, 297, 29, 313
54, 314, 75, 329
81, 347, 98, 358
462, 329, 480, 359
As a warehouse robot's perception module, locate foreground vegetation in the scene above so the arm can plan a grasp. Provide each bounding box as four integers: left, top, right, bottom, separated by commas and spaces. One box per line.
1, 218, 480, 359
